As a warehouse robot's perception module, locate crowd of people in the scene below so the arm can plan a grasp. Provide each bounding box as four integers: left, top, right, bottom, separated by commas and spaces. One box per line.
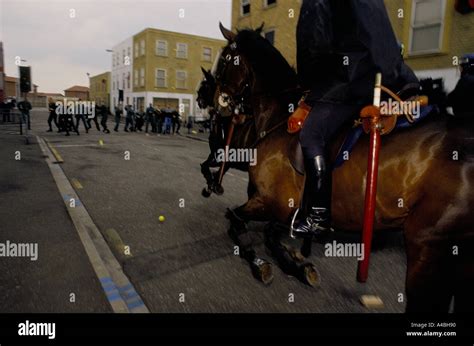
46, 100, 187, 136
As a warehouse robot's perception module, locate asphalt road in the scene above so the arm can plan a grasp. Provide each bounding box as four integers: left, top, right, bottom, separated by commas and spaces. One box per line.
5, 110, 407, 313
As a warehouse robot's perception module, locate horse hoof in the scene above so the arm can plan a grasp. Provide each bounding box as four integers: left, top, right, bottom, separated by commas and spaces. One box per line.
201, 187, 211, 198
214, 184, 224, 195
301, 263, 320, 287
251, 259, 274, 285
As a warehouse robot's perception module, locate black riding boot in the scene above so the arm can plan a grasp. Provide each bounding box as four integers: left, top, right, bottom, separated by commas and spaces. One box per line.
292, 155, 331, 238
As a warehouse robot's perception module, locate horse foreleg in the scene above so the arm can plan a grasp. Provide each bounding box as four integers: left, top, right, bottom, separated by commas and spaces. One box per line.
225, 199, 273, 285
264, 223, 320, 287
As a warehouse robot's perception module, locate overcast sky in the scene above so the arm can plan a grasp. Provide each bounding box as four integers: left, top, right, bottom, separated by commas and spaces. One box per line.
0, 0, 232, 93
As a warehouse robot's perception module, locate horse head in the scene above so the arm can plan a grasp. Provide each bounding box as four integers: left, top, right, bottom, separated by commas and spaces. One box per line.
215, 23, 299, 126
197, 67, 217, 110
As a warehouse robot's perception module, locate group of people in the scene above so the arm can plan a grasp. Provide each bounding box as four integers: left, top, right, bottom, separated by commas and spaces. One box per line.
47, 98, 111, 136
112, 103, 183, 134
46, 100, 185, 136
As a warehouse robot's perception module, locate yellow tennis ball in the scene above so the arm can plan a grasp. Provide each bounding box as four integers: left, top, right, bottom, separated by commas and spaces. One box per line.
159, 215, 165, 222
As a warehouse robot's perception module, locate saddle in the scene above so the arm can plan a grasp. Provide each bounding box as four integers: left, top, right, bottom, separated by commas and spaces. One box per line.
288, 93, 434, 175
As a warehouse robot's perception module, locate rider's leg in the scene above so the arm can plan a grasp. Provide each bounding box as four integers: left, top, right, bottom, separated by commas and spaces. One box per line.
293, 102, 358, 237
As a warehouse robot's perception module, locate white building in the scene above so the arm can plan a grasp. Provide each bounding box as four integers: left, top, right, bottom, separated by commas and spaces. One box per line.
110, 37, 133, 109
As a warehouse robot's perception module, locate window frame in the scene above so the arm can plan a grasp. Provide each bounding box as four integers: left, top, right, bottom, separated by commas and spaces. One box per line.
263, 0, 277, 8
408, 0, 446, 56
156, 68, 167, 88
176, 43, 188, 59
156, 40, 168, 57
202, 47, 212, 62
140, 67, 145, 87
175, 70, 187, 89
140, 39, 146, 56
240, 0, 250, 17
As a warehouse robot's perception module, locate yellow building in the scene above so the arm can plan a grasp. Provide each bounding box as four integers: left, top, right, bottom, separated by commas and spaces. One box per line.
231, 0, 301, 68
232, 0, 474, 91
132, 28, 226, 120
385, 0, 474, 90
89, 71, 111, 107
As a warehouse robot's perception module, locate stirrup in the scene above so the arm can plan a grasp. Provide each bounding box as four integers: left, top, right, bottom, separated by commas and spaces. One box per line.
290, 208, 333, 239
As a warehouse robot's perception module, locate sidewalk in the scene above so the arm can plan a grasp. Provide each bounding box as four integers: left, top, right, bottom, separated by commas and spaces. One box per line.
0, 119, 111, 312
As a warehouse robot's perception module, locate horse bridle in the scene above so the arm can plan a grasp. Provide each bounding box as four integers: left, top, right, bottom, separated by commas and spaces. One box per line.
216, 42, 254, 119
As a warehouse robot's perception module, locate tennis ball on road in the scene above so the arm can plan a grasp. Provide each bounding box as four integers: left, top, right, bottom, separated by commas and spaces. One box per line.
159, 215, 165, 222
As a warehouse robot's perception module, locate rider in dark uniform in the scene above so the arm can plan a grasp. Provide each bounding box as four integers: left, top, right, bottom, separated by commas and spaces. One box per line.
293, 0, 419, 237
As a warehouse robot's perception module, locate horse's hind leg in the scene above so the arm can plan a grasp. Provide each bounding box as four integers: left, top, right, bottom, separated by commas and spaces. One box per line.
264, 223, 320, 287
226, 198, 273, 285
404, 215, 454, 312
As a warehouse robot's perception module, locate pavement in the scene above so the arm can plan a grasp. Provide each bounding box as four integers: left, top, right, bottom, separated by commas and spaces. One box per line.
0, 109, 407, 313
0, 117, 110, 312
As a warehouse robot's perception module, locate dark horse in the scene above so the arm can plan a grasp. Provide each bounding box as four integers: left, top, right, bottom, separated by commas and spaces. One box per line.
197, 67, 232, 196
204, 24, 474, 312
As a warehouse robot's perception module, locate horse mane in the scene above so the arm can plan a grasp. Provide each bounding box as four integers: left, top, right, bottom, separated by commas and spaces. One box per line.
234, 29, 298, 94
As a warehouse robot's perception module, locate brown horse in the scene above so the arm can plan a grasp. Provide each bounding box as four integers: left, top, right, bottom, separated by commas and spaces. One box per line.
207, 24, 474, 312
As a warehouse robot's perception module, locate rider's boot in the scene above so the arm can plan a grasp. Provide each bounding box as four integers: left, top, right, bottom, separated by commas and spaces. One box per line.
292, 155, 332, 238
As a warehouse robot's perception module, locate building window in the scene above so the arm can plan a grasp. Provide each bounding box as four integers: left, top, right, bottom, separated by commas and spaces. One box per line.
122, 73, 125, 90
264, 30, 275, 45
127, 73, 130, 89
176, 43, 188, 59
134, 70, 138, 86
140, 67, 145, 87
264, 0, 277, 7
140, 40, 145, 56
176, 70, 187, 89
156, 40, 168, 56
156, 69, 167, 88
127, 47, 131, 59
410, 0, 445, 54
202, 47, 212, 61
241, 0, 250, 16
135, 43, 139, 58
113, 81, 115, 90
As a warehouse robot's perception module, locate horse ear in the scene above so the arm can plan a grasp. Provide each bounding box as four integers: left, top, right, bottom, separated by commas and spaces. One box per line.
219, 22, 236, 42
256, 22, 265, 34
201, 67, 213, 81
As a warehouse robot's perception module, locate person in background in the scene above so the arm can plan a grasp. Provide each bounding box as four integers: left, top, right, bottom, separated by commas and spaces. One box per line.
114, 102, 123, 132
74, 99, 90, 134
88, 102, 102, 131
135, 110, 144, 132
176, 114, 182, 134
145, 103, 157, 133
47, 97, 59, 132
186, 118, 193, 134
17, 96, 32, 130
100, 104, 111, 133
124, 104, 135, 132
